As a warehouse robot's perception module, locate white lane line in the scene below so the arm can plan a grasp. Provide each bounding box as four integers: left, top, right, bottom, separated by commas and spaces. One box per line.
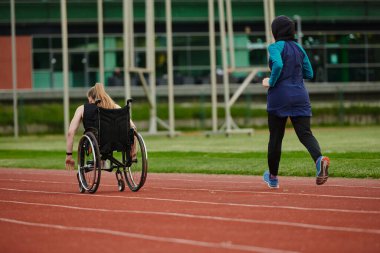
0, 170, 71, 176
0, 178, 75, 185
150, 186, 380, 201
0, 217, 298, 253
1, 199, 380, 235
1, 170, 380, 189
0, 178, 119, 187
147, 177, 380, 189
1, 178, 379, 201
0, 187, 379, 215
0, 178, 129, 189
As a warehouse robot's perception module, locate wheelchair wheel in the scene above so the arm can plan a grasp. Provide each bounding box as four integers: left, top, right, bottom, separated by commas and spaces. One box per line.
124, 132, 148, 192
77, 132, 101, 194
118, 179, 125, 192
115, 170, 125, 192
76, 173, 85, 193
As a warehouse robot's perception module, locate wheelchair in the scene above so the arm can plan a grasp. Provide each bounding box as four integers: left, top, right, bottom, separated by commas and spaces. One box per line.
76, 99, 147, 194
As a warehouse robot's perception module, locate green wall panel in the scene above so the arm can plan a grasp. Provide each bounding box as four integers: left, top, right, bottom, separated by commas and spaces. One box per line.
33, 71, 51, 89
170, 2, 208, 20
276, 2, 317, 18
68, 3, 97, 20
0, 2, 10, 22
231, 2, 263, 21
0, 1, 379, 23
33, 71, 74, 89
104, 37, 117, 70
17, 3, 60, 22
317, 3, 366, 18
367, 2, 380, 18
103, 2, 123, 20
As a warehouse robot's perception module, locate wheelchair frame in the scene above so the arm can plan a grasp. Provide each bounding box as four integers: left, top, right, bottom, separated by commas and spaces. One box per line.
77, 99, 148, 194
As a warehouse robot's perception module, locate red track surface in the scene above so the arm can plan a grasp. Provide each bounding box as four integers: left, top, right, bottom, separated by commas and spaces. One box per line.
0, 168, 379, 253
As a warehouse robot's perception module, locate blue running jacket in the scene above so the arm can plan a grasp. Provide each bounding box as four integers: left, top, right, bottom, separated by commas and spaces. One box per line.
267, 40, 314, 117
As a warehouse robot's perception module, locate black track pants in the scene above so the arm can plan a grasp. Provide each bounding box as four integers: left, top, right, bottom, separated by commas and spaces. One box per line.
267, 114, 322, 176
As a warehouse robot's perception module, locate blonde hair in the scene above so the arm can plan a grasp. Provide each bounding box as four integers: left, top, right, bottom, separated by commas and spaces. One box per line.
87, 83, 118, 109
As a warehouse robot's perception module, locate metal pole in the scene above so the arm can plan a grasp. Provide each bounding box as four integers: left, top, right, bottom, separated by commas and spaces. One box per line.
97, 0, 104, 84
128, 0, 135, 68
294, 15, 302, 45
269, 0, 275, 44
217, 0, 231, 132
263, 0, 271, 47
269, 0, 275, 26
226, 0, 235, 69
10, 0, 18, 138
208, 0, 217, 133
122, 0, 131, 102
61, 0, 70, 137
166, 0, 175, 137
146, 0, 157, 134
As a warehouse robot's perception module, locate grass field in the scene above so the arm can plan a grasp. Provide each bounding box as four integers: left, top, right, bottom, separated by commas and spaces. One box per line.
0, 126, 379, 178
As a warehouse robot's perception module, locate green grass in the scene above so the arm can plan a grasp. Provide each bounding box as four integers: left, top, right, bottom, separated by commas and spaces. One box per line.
0, 126, 379, 178
1, 101, 380, 134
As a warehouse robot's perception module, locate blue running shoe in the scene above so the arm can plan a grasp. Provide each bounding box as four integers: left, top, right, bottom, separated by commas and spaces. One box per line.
263, 171, 279, 189
316, 156, 330, 185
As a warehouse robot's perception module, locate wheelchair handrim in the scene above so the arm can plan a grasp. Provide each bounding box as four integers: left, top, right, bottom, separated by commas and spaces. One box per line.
78, 134, 98, 191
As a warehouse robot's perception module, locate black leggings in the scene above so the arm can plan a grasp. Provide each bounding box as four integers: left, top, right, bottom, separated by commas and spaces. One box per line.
268, 114, 322, 176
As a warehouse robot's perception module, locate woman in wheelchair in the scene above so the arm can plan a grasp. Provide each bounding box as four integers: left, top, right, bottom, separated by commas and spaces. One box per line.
65, 83, 147, 193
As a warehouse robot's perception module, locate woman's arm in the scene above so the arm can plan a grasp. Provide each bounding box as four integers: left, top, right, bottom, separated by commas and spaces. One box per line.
130, 120, 137, 130
268, 42, 285, 87
302, 54, 314, 80
65, 105, 84, 170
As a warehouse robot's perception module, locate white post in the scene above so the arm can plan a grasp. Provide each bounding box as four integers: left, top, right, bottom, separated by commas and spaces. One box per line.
97, 0, 105, 84
294, 15, 302, 45
128, 0, 135, 68
208, 0, 217, 133
269, 0, 275, 44
269, 0, 275, 25
263, 0, 271, 47
61, 0, 70, 137
10, 0, 18, 138
217, 0, 231, 132
146, 0, 157, 134
166, 0, 175, 137
226, 0, 235, 69
122, 0, 131, 102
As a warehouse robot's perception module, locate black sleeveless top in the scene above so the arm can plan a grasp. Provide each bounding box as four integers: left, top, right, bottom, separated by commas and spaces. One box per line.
83, 103, 99, 130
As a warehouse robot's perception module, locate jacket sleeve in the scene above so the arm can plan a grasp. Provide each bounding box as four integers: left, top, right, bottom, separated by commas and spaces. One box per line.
295, 42, 314, 79
302, 54, 314, 79
268, 42, 284, 87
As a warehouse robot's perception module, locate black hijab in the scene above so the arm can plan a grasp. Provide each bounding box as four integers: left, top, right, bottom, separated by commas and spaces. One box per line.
271, 15, 295, 42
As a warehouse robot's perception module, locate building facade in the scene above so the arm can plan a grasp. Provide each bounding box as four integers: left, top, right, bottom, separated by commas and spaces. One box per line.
0, 0, 380, 90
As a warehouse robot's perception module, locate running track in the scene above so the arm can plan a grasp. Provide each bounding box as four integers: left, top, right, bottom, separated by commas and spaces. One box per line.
0, 168, 379, 253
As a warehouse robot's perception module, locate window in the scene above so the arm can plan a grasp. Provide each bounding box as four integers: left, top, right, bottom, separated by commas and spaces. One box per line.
368, 48, 380, 63
367, 33, 380, 44
327, 48, 365, 64
368, 68, 380, 81
33, 52, 50, 69
51, 53, 62, 71
69, 37, 87, 49
33, 38, 49, 49
88, 52, 99, 68
51, 37, 62, 49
